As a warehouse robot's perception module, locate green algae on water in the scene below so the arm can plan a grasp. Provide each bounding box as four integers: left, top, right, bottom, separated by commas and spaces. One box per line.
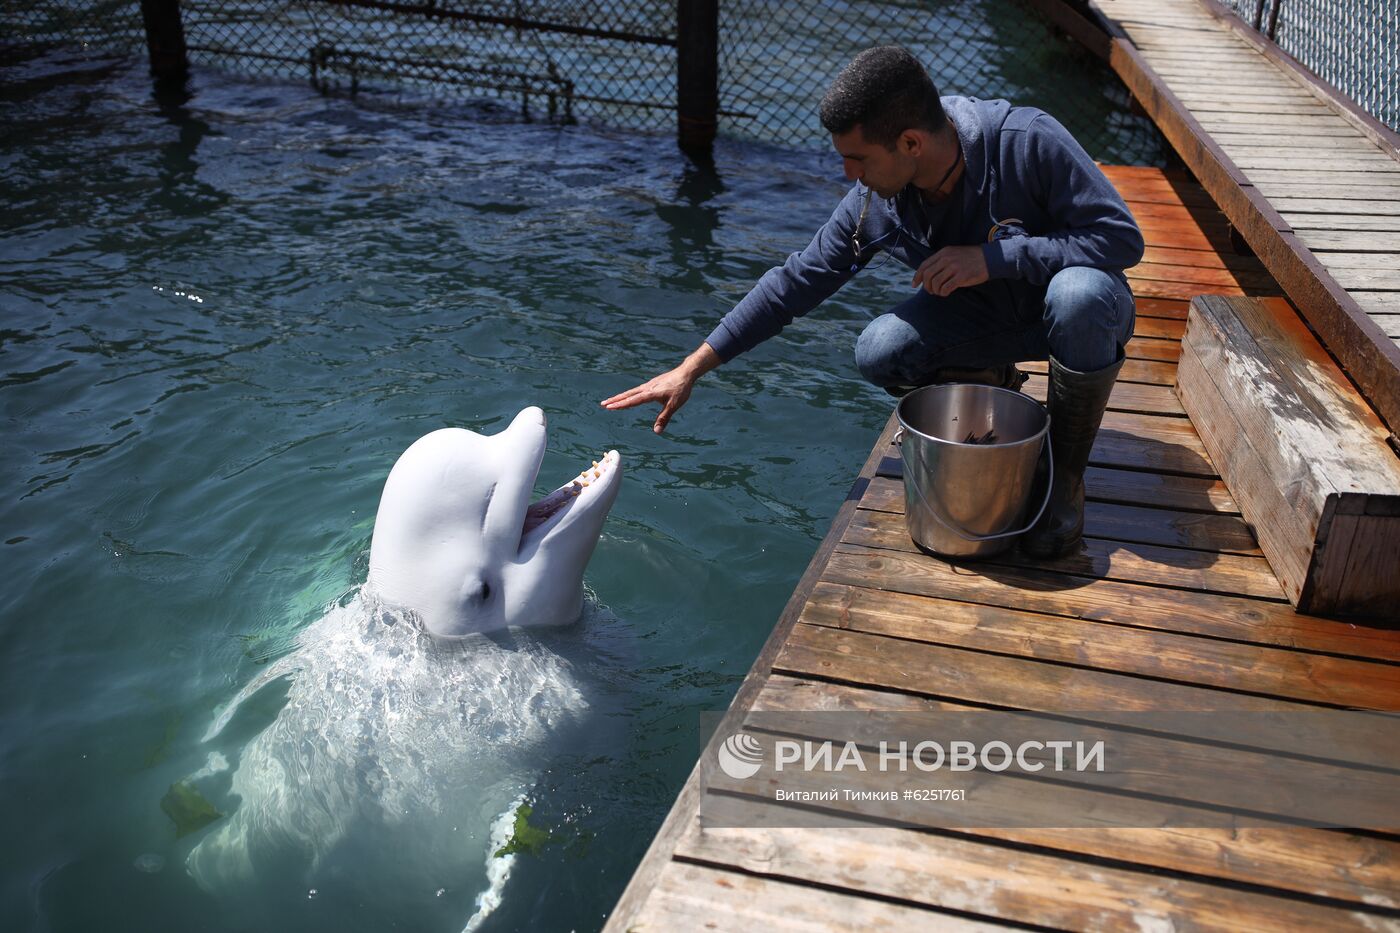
493, 802, 564, 858
160, 781, 223, 838
494, 802, 594, 859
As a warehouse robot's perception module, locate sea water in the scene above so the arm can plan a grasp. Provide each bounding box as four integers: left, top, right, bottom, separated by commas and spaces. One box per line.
1, 45, 1143, 931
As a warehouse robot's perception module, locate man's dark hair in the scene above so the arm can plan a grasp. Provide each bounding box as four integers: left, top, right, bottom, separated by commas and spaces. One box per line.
819, 46, 947, 148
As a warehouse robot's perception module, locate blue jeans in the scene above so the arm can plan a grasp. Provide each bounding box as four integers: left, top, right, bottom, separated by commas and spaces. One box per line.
854, 266, 1135, 386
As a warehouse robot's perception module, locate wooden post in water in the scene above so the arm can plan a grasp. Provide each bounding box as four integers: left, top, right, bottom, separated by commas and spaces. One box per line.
140, 0, 189, 84
676, 0, 718, 151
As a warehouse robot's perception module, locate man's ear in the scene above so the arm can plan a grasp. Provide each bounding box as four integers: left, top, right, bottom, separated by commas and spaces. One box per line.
899, 129, 923, 156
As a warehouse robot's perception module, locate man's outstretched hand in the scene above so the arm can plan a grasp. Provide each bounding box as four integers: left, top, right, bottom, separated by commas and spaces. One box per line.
912, 244, 989, 297
601, 342, 722, 434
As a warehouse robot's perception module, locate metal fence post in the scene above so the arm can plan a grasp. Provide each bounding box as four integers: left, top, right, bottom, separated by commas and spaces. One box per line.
140, 0, 189, 84
676, 0, 718, 151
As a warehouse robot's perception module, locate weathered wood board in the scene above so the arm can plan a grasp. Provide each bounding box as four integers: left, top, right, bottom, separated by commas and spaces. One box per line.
1176, 295, 1400, 617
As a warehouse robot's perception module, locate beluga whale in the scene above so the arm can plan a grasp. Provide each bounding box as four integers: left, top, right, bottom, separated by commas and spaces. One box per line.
368, 405, 622, 636
184, 407, 623, 930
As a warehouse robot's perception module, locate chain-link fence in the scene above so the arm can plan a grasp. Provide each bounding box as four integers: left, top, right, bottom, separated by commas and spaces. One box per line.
717, 0, 1163, 163
1218, 0, 1398, 133
6, 0, 1165, 162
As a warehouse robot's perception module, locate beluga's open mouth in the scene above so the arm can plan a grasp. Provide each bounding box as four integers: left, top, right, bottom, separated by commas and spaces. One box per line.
522, 450, 620, 540
367, 407, 622, 638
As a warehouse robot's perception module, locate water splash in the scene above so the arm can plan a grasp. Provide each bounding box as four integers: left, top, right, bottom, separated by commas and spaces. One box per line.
462, 792, 527, 933
187, 588, 590, 914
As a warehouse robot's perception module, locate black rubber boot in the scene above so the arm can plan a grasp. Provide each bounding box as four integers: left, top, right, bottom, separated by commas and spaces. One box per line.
882, 363, 1027, 399
1020, 350, 1124, 559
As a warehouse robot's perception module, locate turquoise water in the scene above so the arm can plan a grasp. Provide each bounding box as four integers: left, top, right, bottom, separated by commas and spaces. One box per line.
1, 47, 903, 932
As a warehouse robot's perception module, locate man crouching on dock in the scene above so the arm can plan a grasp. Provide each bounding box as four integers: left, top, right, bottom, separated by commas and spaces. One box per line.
601, 45, 1144, 558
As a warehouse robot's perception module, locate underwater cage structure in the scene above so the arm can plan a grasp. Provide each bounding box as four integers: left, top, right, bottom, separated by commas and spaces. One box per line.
7, 0, 1168, 162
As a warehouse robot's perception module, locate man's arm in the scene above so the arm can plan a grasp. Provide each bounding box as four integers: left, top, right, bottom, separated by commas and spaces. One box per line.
601, 185, 867, 433
981, 113, 1145, 284
704, 183, 867, 361
599, 342, 721, 434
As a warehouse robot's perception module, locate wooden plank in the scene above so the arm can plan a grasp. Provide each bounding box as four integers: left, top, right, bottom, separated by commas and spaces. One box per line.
1127, 204, 1231, 231
1131, 37, 1260, 53
1103, 166, 1217, 193
1127, 278, 1250, 302
1194, 118, 1358, 136
778, 622, 1292, 712
1233, 156, 1400, 173
824, 544, 1400, 661
860, 475, 1251, 551
1328, 267, 1400, 291
1116, 186, 1219, 208
1167, 86, 1334, 102
1127, 260, 1277, 290
1253, 182, 1400, 202
1210, 132, 1387, 150
1021, 356, 1181, 387
1125, 336, 1183, 362
1174, 94, 1332, 110
1169, 91, 1340, 106
1116, 194, 1228, 219
1082, 464, 1238, 512
1153, 70, 1303, 86
1271, 197, 1400, 215
631, 859, 1006, 932
1140, 244, 1274, 275
1368, 313, 1400, 338
1290, 215, 1400, 233
675, 812, 1399, 933
878, 452, 1238, 512
1080, 498, 1258, 551
842, 507, 1285, 600
1126, 315, 1186, 340
1148, 62, 1310, 78
1312, 251, 1400, 270
1300, 231, 1400, 252
1024, 371, 1186, 416
1130, 296, 1190, 319
1246, 170, 1400, 187
882, 411, 1215, 476
1132, 223, 1227, 252
1179, 101, 1339, 116
755, 676, 1400, 908
802, 581, 1396, 714
1356, 292, 1400, 313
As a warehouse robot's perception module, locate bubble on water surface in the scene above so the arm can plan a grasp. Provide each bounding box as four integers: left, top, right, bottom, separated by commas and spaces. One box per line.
133, 853, 165, 873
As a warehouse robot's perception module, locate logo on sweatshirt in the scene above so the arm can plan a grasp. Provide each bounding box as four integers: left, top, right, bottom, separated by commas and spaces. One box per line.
987, 217, 1026, 242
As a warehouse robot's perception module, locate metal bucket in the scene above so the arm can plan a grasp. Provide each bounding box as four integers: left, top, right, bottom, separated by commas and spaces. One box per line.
895, 384, 1052, 559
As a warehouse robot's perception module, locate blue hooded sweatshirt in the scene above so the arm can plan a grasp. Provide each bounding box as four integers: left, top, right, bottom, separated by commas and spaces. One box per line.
703, 96, 1145, 363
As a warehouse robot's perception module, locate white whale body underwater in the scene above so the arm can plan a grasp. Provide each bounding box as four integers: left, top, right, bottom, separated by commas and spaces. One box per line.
184, 407, 623, 928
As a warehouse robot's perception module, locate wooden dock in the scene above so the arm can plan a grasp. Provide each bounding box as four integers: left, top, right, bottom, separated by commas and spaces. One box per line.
1088, 0, 1400, 434
604, 163, 1400, 931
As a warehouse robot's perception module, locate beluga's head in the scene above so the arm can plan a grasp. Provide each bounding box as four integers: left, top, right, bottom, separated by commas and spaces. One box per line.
367, 407, 621, 638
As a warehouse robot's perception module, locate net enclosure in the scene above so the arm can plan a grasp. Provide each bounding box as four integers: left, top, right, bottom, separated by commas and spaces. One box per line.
7, 0, 1172, 162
